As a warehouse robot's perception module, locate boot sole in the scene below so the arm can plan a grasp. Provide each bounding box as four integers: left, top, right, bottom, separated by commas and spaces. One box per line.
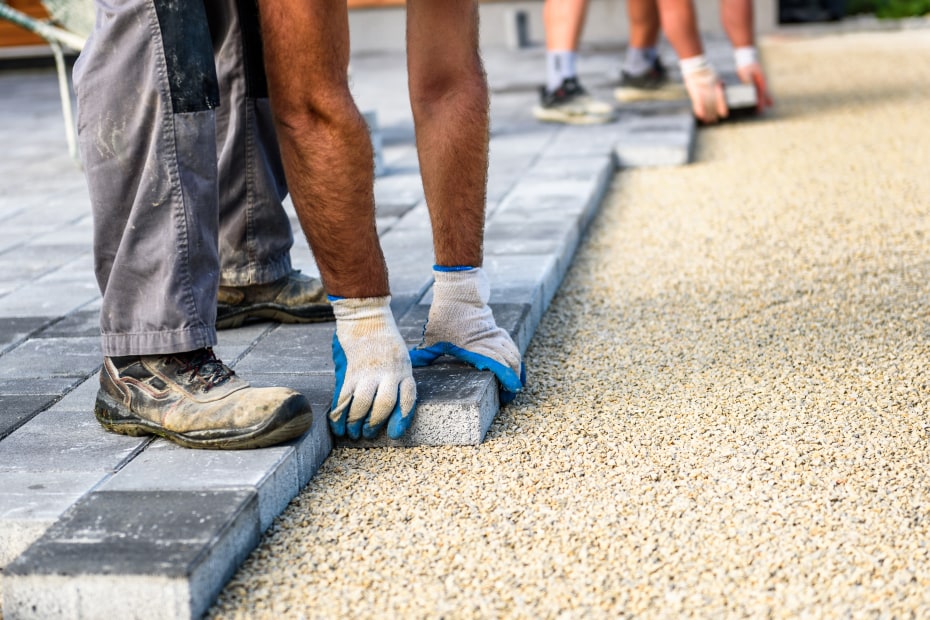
216, 303, 335, 330
94, 391, 314, 450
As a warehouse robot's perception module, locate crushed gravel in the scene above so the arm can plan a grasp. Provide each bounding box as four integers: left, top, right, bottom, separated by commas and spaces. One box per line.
209, 29, 930, 619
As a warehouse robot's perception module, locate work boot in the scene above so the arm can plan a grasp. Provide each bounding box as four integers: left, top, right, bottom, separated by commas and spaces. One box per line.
95, 348, 313, 449
216, 269, 333, 329
614, 58, 687, 103
533, 77, 615, 125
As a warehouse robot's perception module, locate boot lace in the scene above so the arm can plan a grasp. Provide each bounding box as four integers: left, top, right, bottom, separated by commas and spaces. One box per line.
178, 348, 235, 391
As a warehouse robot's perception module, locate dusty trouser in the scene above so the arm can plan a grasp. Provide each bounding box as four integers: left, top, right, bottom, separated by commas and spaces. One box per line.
73, 0, 294, 356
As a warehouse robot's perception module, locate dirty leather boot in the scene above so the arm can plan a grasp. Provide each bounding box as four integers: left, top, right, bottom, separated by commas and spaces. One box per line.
94, 348, 313, 449
216, 269, 334, 329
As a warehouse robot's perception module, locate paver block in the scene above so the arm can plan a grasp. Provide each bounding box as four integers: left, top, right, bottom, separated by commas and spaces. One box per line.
546, 123, 629, 157
0, 377, 81, 397
0, 472, 106, 566
0, 393, 60, 441
493, 189, 590, 222
495, 173, 608, 230
42, 373, 99, 413
614, 111, 696, 168
490, 302, 536, 356
484, 216, 581, 259
0, 244, 88, 283
725, 82, 758, 110
232, 322, 335, 375
0, 408, 147, 474
485, 253, 561, 309
245, 374, 335, 487
211, 322, 275, 364
100, 440, 298, 533
336, 363, 499, 447
99, 393, 332, 531
524, 155, 613, 183
0, 337, 101, 380
388, 201, 433, 233
0, 317, 54, 354
378, 227, 436, 316
31, 309, 100, 339
374, 173, 425, 217
3, 489, 260, 620
0, 277, 99, 319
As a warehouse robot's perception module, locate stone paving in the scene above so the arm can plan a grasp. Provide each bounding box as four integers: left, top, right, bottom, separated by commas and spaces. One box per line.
0, 39, 746, 618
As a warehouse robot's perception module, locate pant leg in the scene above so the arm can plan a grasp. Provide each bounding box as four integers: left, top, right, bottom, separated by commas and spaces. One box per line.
207, 0, 295, 287
74, 0, 221, 356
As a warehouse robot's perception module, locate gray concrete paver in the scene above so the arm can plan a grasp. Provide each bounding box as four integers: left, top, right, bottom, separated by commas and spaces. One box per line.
100, 440, 300, 532
0, 336, 100, 378
4, 489, 261, 620
0, 471, 111, 566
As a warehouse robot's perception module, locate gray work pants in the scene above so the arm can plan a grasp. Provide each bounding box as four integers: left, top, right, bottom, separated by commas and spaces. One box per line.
73, 0, 294, 357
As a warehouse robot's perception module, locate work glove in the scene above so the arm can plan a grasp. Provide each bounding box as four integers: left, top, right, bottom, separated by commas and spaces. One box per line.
410, 267, 526, 404
734, 46, 774, 113
679, 55, 728, 124
330, 296, 417, 440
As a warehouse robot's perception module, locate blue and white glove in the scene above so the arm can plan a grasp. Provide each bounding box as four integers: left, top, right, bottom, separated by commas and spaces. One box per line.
410, 266, 526, 403
330, 296, 417, 439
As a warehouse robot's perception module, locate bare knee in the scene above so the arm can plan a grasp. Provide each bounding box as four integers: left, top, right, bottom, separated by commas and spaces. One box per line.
409, 60, 488, 116
272, 84, 364, 140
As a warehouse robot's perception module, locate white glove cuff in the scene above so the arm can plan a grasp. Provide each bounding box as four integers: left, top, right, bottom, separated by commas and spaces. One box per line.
330, 295, 392, 321
679, 54, 712, 76
734, 46, 759, 69
432, 267, 490, 307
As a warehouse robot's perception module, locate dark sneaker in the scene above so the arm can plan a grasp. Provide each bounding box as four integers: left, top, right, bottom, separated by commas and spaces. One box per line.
532, 77, 615, 125
216, 269, 334, 329
94, 348, 313, 449
614, 57, 687, 102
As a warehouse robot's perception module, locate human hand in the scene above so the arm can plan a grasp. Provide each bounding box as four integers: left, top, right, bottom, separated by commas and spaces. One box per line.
734, 47, 773, 112
410, 267, 525, 404
679, 55, 728, 124
330, 296, 417, 440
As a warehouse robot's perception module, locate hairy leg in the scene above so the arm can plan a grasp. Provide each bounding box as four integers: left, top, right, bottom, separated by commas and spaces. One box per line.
257, 0, 389, 298
406, 0, 489, 268
628, 0, 662, 49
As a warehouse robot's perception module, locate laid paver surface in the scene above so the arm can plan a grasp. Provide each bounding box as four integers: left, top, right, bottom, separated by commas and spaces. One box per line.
206, 29, 930, 618
3, 24, 929, 619
0, 34, 698, 617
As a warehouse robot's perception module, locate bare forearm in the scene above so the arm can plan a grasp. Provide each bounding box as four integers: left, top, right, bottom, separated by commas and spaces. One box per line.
627, 0, 661, 49
656, 0, 704, 58
276, 114, 389, 297
721, 0, 755, 48
411, 80, 489, 268
407, 0, 489, 268
259, 0, 389, 297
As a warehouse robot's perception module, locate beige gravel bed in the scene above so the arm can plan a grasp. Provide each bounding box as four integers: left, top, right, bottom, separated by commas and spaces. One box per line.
210, 30, 930, 619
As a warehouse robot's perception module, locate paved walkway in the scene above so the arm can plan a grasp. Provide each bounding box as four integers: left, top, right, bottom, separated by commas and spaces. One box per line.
0, 34, 708, 617
3, 25, 928, 619
211, 29, 930, 618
